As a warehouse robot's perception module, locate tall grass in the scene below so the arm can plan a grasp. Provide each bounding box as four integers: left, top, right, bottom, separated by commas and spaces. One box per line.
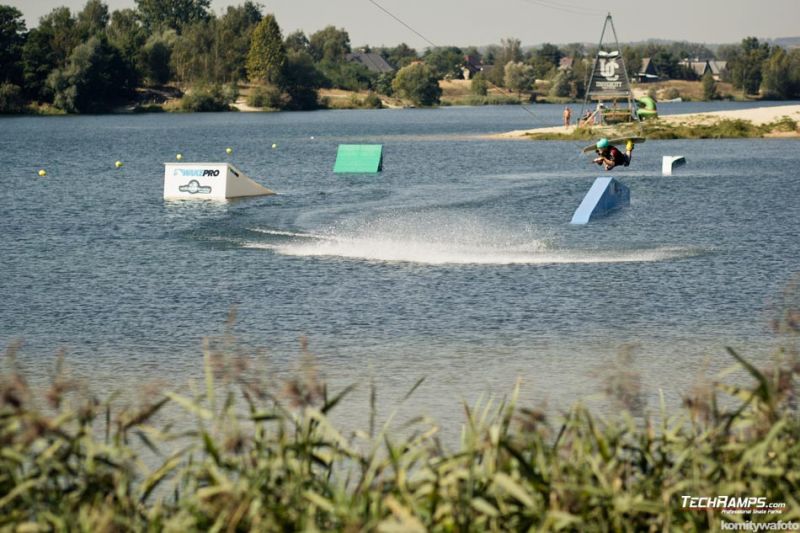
2, 318, 799, 531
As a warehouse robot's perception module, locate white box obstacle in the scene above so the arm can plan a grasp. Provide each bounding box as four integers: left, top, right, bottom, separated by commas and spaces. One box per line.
163, 162, 275, 200
662, 156, 686, 176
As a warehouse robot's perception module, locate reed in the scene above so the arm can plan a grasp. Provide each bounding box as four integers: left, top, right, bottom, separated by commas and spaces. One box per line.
2, 323, 799, 531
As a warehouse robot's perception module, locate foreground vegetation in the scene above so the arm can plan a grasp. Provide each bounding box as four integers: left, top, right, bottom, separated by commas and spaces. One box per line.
2, 309, 799, 531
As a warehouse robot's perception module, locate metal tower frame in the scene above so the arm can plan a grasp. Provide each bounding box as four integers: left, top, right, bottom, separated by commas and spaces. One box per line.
579, 13, 638, 125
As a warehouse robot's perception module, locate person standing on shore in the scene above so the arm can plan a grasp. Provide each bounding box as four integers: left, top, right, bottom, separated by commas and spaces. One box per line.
563, 106, 572, 128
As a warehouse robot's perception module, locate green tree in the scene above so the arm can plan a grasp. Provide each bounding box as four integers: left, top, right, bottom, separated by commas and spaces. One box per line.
0, 5, 26, 85
21, 29, 56, 100
318, 60, 372, 91
37, 7, 79, 67
107, 8, 146, 81
216, 2, 262, 82
143, 32, 174, 85
76, 0, 109, 40
499, 37, 523, 65
470, 72, 488, 96
529, 55, 555, 80
47, 36, 133, 112
789, 49, 800, 98
728, 37, 770, 95
375, 72, 394, 95
283, 49, 322, 110
650, 49, 679, 79
170, 13, 253, 86
622, 45, 642, 80
504, 61, 534, 95
246, 14, 286, 85
284, 30, 309, 53
674, 62, 699, 81
484, 38, 523, 86
668, 41, 714, 60
308, 26, 350, 62
570, 55, 588, 98
0, 81, 24, 112
549, 70, 571, 98
462, 46, 480, 59
562, 42, 585, 60
171, 19, 216, 84
378, 42, 417, 69
761, 47, 791, 99
392, 62, 441, 106
134, 0, 210, 33
701, 71, 717, 101
534, 43, 562, 71
422, 46, 463, 79
21, 7, 79, 100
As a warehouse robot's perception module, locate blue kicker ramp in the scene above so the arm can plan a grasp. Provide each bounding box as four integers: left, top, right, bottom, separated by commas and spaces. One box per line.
570, 177, 630, 224
333, 144, 383, 173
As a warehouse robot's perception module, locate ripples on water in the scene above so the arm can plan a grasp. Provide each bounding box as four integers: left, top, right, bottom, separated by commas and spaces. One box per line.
1, 104, 799, 430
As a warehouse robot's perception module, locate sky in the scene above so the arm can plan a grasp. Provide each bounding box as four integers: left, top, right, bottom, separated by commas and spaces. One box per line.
6, 0, 800, 49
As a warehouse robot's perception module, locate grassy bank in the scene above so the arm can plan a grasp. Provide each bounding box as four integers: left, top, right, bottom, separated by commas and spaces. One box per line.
2, 315, 799, 531
522, 116, 800, 141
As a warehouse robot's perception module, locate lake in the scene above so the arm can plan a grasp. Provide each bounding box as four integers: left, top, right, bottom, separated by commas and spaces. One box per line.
2, 102, 799, 433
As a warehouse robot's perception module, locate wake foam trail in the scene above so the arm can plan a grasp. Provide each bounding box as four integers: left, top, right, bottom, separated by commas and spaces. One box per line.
245, 215, 701, 266
250, 228, 332, 240
243, 239, 697, 265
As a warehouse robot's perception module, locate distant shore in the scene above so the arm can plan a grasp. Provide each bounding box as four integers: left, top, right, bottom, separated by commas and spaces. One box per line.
489, 104, 800, 140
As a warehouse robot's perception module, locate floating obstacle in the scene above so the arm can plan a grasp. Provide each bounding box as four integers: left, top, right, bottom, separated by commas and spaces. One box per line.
662, 156, 686, 176
333, 144, 383, 173
163, 162, 275, 200
570, 177, 630, 224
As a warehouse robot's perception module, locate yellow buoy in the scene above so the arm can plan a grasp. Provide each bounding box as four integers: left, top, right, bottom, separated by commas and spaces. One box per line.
271, 143, 277, 149
115, 161, 123, 168
226, 147, 233, 155
38, 169, 47, 177
176, 153, 183, 160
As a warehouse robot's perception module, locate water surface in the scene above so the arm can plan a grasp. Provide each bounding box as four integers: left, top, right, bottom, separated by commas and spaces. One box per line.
2, 104, 799, 431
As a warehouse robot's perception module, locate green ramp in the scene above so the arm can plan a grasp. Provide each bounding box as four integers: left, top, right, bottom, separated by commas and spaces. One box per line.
333, 144, 383, 173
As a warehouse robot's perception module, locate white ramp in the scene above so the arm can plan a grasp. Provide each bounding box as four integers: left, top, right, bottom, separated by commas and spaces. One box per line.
164, 162, 275, 200
662, 156, 686, 176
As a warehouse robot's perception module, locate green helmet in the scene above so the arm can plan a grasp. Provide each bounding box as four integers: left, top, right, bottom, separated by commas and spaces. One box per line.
596, 138, 609, 149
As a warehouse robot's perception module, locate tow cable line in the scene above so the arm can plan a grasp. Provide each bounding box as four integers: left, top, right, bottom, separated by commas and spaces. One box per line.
367, 0, 538, 120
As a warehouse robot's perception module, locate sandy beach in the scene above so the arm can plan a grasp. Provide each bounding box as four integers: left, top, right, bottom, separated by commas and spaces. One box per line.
491, 104, 800, 139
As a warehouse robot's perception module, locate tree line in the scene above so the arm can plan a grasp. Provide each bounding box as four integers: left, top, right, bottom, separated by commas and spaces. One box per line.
2, 0, 800, 113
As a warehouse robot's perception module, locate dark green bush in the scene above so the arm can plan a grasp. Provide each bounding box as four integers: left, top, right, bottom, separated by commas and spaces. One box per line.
179, 85, 235, 112
0, 83, 25, 113
246, 84, 284, 109
362, 92, 382, 108
470, 73, 488, 96
392, 62, 441, 106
